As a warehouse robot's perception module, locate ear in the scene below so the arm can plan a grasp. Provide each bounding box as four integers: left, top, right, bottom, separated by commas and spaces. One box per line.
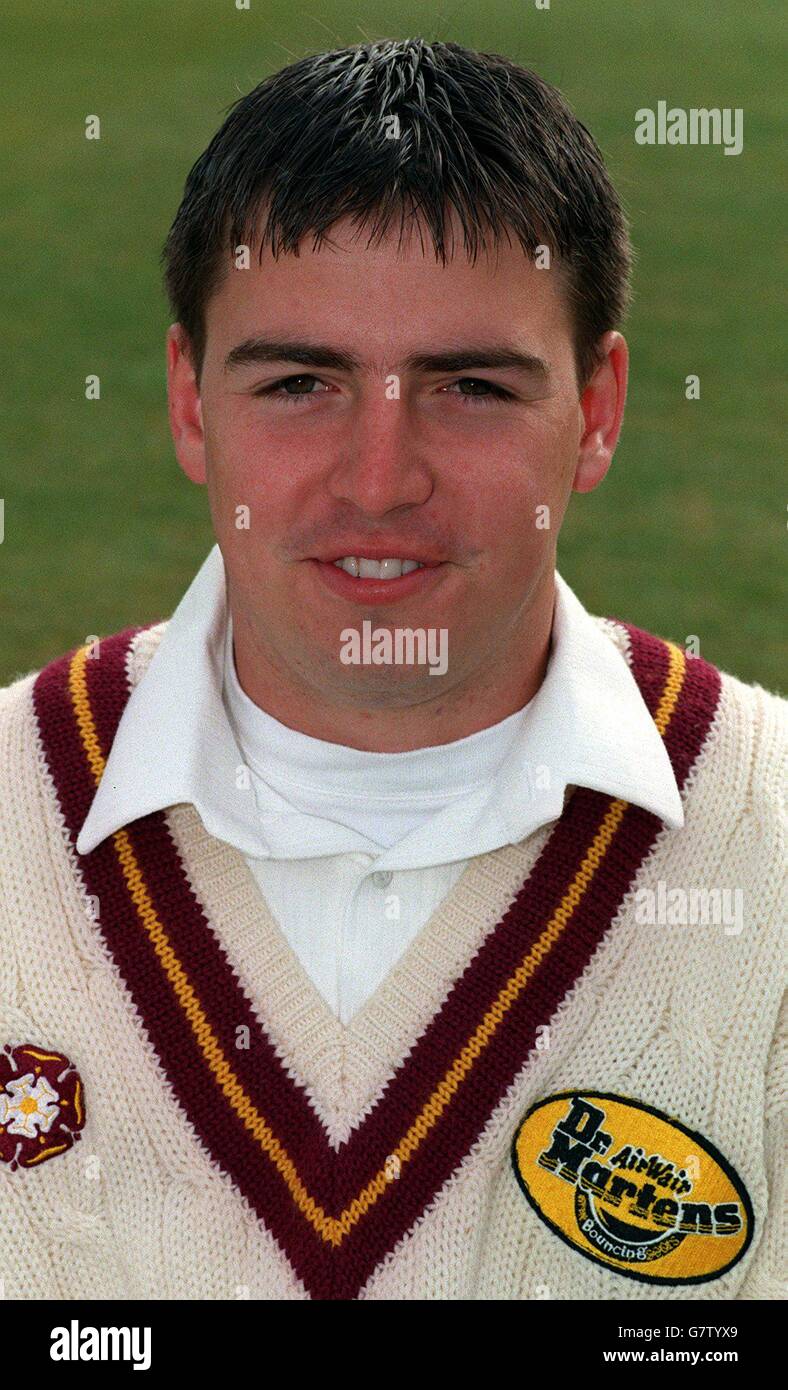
572, 331, 629, 494
167, 324, 207, 484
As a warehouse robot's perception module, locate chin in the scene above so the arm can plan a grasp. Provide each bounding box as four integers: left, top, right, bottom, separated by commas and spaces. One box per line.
309, 654, 447, 703
357, 661, 449, 692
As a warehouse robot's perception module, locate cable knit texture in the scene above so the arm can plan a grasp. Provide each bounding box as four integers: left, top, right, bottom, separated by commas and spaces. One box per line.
0, 617, 784, 1301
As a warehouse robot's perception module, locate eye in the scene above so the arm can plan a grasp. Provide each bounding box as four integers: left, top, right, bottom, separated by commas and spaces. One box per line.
252, 373, 331, 402
441, 377, 515, 404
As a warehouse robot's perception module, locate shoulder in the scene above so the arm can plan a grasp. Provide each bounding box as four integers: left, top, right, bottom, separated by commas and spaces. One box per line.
0, 623, 170, 710
0, 622, 169, 803
594, 615, 786, 828
710, 664, 786, 833
0, 667, 40, 790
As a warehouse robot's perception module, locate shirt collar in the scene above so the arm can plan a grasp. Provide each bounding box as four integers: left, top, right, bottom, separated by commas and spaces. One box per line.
489, 573, 684, 843
77, 545, 262, 857
76, 544, 683, 863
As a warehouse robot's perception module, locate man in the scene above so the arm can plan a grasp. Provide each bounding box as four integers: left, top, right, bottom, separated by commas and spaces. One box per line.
0, 39, 784, 1302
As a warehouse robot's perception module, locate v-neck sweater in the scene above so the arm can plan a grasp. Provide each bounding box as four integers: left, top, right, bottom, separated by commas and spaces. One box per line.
0, 620, 784, 1300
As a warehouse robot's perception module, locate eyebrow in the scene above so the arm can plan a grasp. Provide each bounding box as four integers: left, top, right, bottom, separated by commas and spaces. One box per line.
223, 336, 551, 382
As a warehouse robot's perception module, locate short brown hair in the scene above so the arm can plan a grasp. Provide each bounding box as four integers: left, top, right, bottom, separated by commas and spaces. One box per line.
163, 38, 632, 389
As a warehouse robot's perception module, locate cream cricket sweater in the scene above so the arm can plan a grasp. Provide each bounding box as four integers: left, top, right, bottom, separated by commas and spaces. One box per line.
0, 616, 784, 1300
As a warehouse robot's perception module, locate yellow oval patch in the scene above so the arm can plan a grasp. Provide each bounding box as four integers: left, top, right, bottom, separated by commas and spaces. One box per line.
512, 1092, 753, 1284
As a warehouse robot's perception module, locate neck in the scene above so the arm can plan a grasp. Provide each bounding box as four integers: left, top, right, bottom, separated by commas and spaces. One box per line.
228, 579, 556, 753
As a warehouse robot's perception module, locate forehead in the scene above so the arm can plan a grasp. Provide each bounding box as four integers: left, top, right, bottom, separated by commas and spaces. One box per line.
204, 211, 573, 364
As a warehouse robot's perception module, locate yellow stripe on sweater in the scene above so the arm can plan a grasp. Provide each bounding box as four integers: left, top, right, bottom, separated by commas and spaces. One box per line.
68, 636, 686, 1245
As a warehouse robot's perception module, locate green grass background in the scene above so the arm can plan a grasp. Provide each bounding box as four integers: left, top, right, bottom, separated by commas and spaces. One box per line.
1, 0, 784, 690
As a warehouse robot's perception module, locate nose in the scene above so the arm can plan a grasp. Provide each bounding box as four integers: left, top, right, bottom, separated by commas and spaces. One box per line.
326, 392, 434, 516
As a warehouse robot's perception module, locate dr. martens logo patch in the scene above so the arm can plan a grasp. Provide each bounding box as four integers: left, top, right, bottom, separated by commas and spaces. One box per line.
512, 1092, 753, 1285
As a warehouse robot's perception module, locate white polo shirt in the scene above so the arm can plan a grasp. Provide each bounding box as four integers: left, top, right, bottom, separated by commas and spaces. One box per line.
77, 546, 683, 1022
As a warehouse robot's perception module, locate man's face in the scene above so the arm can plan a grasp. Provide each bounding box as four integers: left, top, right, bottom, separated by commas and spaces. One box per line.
169, 216, 623, 717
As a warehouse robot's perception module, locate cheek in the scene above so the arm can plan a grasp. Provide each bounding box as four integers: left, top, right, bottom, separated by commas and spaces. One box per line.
457, 424, 571, 535
203, 411, 296, 539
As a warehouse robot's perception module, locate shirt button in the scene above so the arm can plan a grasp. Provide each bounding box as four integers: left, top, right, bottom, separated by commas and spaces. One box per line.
372, 870, 393, 889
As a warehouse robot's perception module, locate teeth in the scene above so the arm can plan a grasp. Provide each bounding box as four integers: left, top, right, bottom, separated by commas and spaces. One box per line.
359, 557, 384, 579
377, 558, 403, 579
332, 556, 424, 579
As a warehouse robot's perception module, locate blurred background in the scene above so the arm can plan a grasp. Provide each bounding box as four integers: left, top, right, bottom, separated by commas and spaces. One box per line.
0, 0, 784, 689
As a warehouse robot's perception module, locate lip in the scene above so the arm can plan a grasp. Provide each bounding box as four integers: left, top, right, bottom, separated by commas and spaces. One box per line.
306, 558, 448, 605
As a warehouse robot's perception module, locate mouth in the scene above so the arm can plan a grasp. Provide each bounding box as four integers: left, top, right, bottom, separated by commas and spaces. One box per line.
306, 553, 448, 605
331, 555, 428, 579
